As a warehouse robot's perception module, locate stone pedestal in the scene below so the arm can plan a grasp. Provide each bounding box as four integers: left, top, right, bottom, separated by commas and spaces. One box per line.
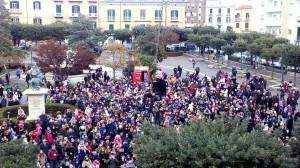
23, 88, 48, 120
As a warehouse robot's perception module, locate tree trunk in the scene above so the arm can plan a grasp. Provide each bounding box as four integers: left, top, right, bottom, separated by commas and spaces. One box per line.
294, 66, 297, 86
250, 54, 253, 65
281, 65, 284, 83
199, 47, 201, 57
271, 60, 274, 79
240, 52, 243, 70
207, 47, 210, 60
227, 55, 230, 66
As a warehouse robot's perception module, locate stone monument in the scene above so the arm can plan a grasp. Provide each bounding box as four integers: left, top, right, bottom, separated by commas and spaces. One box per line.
23, 63, 48, 120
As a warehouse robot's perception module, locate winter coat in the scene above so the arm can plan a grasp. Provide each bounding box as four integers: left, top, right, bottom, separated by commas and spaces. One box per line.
47, 148, 59, 161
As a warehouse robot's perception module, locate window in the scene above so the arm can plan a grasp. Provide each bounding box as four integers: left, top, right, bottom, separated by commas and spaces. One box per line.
11, 17, 19, 23
272, 14, 278, 21
218, 26, 221, 31
33, 1, 41, 10
125, 24, 130, 29
123, 9, 131, 21
227, 8, 230, 14
171, 10, 178, 20
236, 23, 239, 28
91, 21, 97, 28
218, 8, 221, 14
56, 5, 62, 16
89, 5, 97, 14
10, 1, 19, 9
107, 9, 115, 20
297, 27, 300, 37
260, 15, 264, 21
140, 9, 146, 20
235, 13, 240, 18
245, 13, 250, 19
109, 24, 114, 31
272, 29, 277, 35
226, 17, 231, 23
72, 5, 80, 17
288, 29, 292, 35
155, 10, 162, 21
208, 17, 212, 23
33, 18, 42, 24
217, 17, 221, 23
209, 9, 213, 14
245, 23, 249, 29
274, 0, 278, 6
279, 29, 281, 35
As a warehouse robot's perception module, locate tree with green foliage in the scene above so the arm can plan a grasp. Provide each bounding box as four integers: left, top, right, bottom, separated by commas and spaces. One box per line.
48, 22, 70, 41
233, 39, 247, 70
133, 118, 297, 168
239, 31, 264, 44
136, 30, 165, 62
248, 42, 262, 66
192, 26, 219, 35
114, 29, 132, 44
170, 27, 192, 42
67, 15, 105, 49
132, 25, 156, 37
210, 37, 226, 63
188, 34, 212, 59
222, 44, 234, 66
0, 139, 39, 168
289, 121, 300, 167
217, 31, 237, 45
0, 0, 25, 70
280, 44, 300, 85
261, 44, 283, 79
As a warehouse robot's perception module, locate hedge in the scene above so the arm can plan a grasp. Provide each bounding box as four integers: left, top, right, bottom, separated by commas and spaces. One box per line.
166, 51, 184, 57
0, 103, 76, 122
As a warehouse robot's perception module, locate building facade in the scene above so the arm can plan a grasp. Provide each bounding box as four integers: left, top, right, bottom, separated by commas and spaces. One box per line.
204, 0, 235, 32
99, 0, 186, 30
252, 0, 300, 44
185, 0, 206, 28
233, 5, 252, 33
5, 0, 186, 30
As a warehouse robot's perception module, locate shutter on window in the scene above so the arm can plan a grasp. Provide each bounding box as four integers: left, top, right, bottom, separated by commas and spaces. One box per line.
78, 6, 80, 13
129, 10, 131, 17
40, 19, 42, 24
89, 6, 91, 13
72, 6, 74, 13
10, 2, 12, 8
39, 2, 41, 9
95, 6, 97, 13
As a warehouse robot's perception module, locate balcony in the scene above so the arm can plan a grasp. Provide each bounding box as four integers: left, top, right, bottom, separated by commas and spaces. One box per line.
245, 18, 250, 22
89, 13, 97, 17
244, 28, 249, 32
217, 13, 222, 17
235, 18, 241, 22
107, 17, 115, 21
265, 6, 282, 13
217, 22, 222, 26
297, 36, 300, 41
155, 17, 162, 21
10, 9, 21, 14
88, 0, 97, 2
265, 20, 281, 26
171, 17, 178, 21
226, 13, 230, 16
140, 17, 146, 21
298, 16, 300, 22
55, 13, 63, 18
69, 0, 82, 2
124, 17, 131, 21
53, 0, 63, 2
71, 13, 79, 17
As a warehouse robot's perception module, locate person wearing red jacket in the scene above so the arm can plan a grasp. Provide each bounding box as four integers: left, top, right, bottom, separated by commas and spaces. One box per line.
47, 145, 59, 168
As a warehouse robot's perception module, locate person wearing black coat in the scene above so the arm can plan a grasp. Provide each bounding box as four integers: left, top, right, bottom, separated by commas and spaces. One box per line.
142, 71, 166, 112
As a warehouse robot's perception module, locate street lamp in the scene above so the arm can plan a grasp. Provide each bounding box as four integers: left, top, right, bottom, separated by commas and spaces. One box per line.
155, 0, 170, 63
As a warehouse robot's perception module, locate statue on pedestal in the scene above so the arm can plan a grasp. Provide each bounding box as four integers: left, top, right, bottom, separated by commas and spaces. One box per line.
28, 63, 44, 91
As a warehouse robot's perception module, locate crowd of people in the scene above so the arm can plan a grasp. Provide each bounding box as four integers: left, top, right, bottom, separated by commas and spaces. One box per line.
0, 64, 300, 168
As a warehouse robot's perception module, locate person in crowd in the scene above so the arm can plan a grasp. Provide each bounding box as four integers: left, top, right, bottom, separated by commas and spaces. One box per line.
0, 63, 299, 168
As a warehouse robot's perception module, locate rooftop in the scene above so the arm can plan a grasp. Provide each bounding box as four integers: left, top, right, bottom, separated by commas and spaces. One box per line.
235, 5, 252, 10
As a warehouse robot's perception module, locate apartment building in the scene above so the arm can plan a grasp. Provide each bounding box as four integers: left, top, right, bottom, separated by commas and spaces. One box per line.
233, 5, 252, 33
204, 0, 235, 32
185, 0, 206, 28
99, 0, 186, 30
7, 0, 53, 24
5, 0, 186, 30
252, 0, 300, 44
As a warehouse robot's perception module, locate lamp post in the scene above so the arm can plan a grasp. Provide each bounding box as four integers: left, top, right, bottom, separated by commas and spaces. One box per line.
155, 0, 170, 63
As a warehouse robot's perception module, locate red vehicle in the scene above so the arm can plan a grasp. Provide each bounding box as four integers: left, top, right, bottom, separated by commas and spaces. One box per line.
132, 66, 150, 83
